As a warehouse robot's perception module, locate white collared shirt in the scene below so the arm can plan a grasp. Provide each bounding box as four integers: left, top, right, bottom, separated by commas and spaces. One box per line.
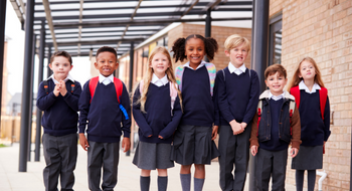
299, 80, 321, 94
99, 74, 114, 86
151, 74, 169, 87
184, 61, 206, 70
48, 74, 75, 84
228, 62, 247, 76
268, 91, 284, 101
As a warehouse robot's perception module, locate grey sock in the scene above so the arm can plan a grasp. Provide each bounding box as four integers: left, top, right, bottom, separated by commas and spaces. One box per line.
180, 173, 191, 191
158, 176, 168, 191
194, 177, 205, 191
140, 176, 150, 191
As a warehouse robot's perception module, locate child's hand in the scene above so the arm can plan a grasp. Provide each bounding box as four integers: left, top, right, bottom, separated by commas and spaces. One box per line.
229, 120, 242, 135
122, 137, 131, 152
212, 125, 218, 140
240, 122, 247, 129
158, 135, 164, 139
53, 83, 61, 97
290, 148, 298, 158
251, 145, 258, 156
59, 80, 68, 96
79, 133, 89, 151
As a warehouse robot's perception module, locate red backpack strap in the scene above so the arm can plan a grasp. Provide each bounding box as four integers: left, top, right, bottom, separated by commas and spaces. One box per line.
113, 77, 123, 103
256, 100, 263, 136
290, 86, 301, 108
88, 76, 99, 103
319, 87, 328, 120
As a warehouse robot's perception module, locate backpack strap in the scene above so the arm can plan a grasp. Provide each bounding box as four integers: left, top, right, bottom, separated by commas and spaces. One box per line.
43, 80, 49, 95
290, 86, 301, 108
319, 87, 328, 120
88, 76, 99, 104
204, 63, 216, 96
256, 100, 263, 136
71, 83, 75, 93
289, 100, 296, 135
175, 66, 185, 92
113, 77, 123, 103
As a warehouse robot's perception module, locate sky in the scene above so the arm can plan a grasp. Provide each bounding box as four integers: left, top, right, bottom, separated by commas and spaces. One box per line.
5, 3, 91, 96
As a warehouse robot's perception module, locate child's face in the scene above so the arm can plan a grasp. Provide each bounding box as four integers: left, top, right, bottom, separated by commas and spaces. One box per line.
49, 56, 73, 81
150, 52, 170, 78
94, 51, 118, 77
265, 72, 287, 96
225, 43, 248, 67
298, 61, 316, 81
185, 38, 205, 66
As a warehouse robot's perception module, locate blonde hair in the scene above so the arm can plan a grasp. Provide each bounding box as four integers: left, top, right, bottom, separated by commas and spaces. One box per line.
287, 57, 325, 90
135, 46, 182, 113
224, 34, 251, 51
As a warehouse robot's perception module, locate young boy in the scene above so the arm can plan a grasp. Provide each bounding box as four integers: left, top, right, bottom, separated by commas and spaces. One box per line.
36, 51, 82, 191
250, 64, 301, 190
78, 46, 131, 191
215, 34, 260, 191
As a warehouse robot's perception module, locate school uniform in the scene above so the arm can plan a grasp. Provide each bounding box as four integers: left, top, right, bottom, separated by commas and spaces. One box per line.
36, 75, 82, 191
215, 63, 260, 191
291, 81, 330, 170
250, 90, 301, 191
132, 74, 182, 170
170, 62, 219, 165
79, 74, 131, 191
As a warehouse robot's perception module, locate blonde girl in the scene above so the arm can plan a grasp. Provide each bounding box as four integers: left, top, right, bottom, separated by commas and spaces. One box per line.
132, 46, 183, 191
288, 57, 330, 191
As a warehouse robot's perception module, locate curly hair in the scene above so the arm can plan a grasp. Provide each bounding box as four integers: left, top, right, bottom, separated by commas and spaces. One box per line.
171, 34, 218, 63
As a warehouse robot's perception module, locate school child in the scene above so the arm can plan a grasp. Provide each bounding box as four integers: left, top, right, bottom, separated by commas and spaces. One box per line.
78, 46, 131, 191
37, 51, 82, 191
170, 34, 219, 191
250, 64, 301, 191
287, 57, 330, 191
216, 34, 260, 191
132, 46, 183, 191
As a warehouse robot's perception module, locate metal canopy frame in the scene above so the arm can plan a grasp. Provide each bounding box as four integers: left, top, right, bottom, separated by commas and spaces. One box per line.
12, 0, 253, 57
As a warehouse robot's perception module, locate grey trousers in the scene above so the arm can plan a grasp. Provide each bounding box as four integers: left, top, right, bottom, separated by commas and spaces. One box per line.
42, 133, 78, 191
255, 148, 288, 191
88, 141, 120, 191
218, 124, 251, 191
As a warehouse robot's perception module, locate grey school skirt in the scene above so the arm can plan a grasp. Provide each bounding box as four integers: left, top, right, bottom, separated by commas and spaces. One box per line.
170, 125, 220, 165
132, 141, 174, 170
291, 145, 323, 170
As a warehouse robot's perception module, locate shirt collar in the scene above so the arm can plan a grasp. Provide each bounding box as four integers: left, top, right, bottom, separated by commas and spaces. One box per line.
298, 80, 321, 94
268, 91, 284, 101
151, 74, 169, 87
183, 60, 206, 70
228, 62, 247, 75
99, 74, 114, 83
48, 74, 75, 84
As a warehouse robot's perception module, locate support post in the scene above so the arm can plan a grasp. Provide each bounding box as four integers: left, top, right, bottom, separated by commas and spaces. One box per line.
28, 34, 36, 162
35, 21, 45, 162
248, 1, 269, 190
19, 0, 35, 172
205, 9, 211, 62
0, 0, 6, 136
126, 41, 134, 157
47, 45, 52, 78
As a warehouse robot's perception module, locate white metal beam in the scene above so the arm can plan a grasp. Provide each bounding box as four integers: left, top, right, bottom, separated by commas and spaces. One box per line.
78, 0, 84, 55
42, 0, 58, 51
9, 0, 24, 23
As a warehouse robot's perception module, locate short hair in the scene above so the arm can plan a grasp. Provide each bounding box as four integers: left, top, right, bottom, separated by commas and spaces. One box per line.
224, 34, 250, 51
96, 46, 117, 58
50, 51, 72, 65
264, 64, 287, 79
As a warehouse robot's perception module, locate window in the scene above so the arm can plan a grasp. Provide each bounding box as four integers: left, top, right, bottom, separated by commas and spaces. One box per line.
268, 14, 282, 66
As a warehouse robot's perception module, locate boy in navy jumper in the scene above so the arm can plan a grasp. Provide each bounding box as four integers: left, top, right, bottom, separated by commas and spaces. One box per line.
216, 34, 259, 191
79, 46, 131, 191
250, 64, 301, 191
37, 51, 82, 191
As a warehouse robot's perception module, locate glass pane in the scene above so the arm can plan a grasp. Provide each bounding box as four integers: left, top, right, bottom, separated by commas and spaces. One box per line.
274, 29, 282, 65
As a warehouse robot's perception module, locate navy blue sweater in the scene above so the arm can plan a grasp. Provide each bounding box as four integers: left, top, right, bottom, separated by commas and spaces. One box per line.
37, 79, 82, 136
260, 99, 289, 151
79, 80, 131, 143
299, 91, 330, 146
216, 68, 260, 125
133, 83, 182, 144
181, 66, 214, 127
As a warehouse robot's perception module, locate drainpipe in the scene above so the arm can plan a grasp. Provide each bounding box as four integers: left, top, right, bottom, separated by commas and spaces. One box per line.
316, 170, 327, 191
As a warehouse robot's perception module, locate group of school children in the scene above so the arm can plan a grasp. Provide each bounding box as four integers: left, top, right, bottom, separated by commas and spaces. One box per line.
37, 33, 330, 191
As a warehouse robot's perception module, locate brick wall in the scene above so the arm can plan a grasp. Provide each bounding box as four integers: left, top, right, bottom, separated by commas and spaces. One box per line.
270, 0, 352, 190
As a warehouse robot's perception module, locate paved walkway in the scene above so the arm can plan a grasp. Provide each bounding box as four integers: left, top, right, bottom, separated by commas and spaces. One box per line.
0, 143, 296, 191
